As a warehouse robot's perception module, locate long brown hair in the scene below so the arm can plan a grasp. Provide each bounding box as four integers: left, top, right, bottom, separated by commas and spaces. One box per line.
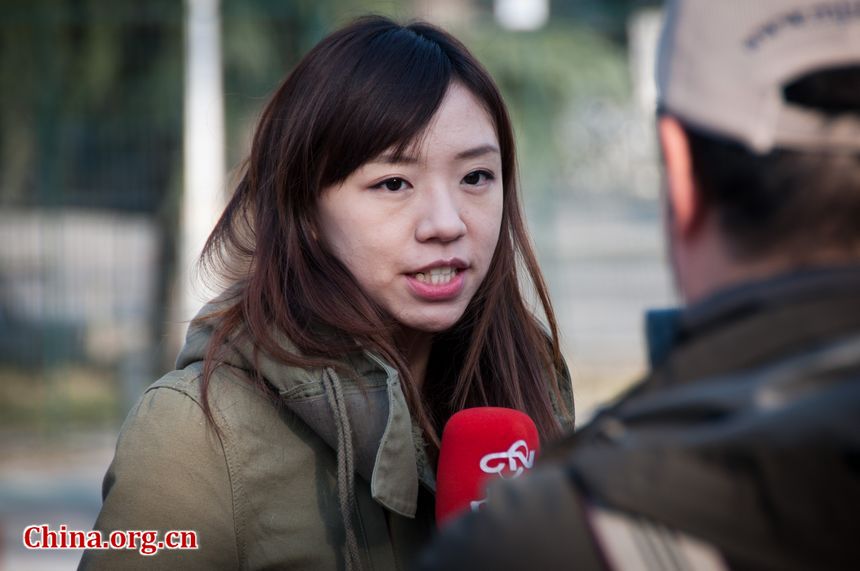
198, 16, 572, 450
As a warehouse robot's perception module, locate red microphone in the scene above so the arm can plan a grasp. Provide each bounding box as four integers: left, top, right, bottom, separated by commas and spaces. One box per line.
435, 407, 540, 527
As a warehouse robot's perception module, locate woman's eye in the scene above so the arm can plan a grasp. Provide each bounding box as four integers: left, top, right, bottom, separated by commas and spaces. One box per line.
373, 177, 410, 192
462, 170, 494, 186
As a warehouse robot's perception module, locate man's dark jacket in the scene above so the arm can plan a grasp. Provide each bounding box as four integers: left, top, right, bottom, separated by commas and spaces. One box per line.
421, 266, 860, 571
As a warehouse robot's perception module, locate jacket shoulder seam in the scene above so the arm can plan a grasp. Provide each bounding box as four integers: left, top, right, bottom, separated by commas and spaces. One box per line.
143, 366, 245, 567
209, 397, 247, 568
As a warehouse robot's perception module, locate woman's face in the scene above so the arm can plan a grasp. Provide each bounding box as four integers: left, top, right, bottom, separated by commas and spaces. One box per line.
318, 82, 504, 335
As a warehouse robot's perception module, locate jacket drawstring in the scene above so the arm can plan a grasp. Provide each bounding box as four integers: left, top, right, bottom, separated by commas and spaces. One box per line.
322, 367, 362, 571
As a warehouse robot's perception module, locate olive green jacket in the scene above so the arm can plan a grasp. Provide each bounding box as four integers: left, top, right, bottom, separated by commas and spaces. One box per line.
79, 305, 439, 570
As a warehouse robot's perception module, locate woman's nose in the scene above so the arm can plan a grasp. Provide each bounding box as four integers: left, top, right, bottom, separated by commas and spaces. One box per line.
414, 184, 467, 243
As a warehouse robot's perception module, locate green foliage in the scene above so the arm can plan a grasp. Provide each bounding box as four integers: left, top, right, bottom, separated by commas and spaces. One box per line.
220, 0, 407, 166
0, 365, 120, 431
464, 22, 630, 201
218, 3, 631, 202
0, 0, 183, 211
0, 0, 633, 208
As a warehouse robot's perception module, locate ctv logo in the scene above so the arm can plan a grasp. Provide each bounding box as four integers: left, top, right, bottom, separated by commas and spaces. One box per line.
479, 439, 536, 478
470, 440, 536, 512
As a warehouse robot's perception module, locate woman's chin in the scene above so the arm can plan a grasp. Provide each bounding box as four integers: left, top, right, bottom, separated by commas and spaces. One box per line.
398, 310, 465, 334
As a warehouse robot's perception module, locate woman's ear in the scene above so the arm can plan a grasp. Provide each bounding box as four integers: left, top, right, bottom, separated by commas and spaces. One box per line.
658, 116, 703, 238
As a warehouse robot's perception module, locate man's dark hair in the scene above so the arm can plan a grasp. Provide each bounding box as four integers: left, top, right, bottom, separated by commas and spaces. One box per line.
681, 66, 860, 261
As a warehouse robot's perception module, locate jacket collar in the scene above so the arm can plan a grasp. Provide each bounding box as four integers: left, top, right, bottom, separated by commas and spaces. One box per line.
176, 305, 433, 518
645, 264, 860, 385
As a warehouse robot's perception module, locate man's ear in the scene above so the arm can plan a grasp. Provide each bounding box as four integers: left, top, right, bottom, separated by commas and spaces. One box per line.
658, 116, 704, 238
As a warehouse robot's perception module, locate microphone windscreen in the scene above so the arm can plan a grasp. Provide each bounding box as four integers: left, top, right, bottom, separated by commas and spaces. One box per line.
435, 407, 540, 527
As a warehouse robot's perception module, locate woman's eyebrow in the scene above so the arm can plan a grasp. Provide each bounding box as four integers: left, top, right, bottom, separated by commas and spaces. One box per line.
371, 144, 500, 165
373, 153, 420, 165
455, 144, 500, 160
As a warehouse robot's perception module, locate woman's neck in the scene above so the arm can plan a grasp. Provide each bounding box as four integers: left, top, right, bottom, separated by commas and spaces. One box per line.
396, 328, 433, 390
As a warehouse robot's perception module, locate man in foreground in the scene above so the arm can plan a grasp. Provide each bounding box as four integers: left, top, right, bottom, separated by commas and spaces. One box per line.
421, 0, 860, 568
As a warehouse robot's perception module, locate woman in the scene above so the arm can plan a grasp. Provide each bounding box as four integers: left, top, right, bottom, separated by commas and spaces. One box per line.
81, 16, 573, 570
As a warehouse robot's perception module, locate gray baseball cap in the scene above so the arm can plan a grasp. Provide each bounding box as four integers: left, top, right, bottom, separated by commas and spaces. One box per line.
657, 0, 860, 153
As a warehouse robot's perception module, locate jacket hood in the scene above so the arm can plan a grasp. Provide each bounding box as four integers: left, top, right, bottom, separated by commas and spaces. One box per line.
175, 299, 435, 518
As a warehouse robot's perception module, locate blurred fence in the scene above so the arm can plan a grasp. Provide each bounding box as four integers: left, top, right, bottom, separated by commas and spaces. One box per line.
0, 211, 158, 428
0, 2, 184, 436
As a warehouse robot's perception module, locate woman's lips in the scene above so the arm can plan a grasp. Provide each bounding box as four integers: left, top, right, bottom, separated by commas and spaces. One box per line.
405, 269, 466, 301
410, 258, 469, 273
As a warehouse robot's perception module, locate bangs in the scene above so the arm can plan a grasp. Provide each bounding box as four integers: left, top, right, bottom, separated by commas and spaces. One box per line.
316, 23, 453, 188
